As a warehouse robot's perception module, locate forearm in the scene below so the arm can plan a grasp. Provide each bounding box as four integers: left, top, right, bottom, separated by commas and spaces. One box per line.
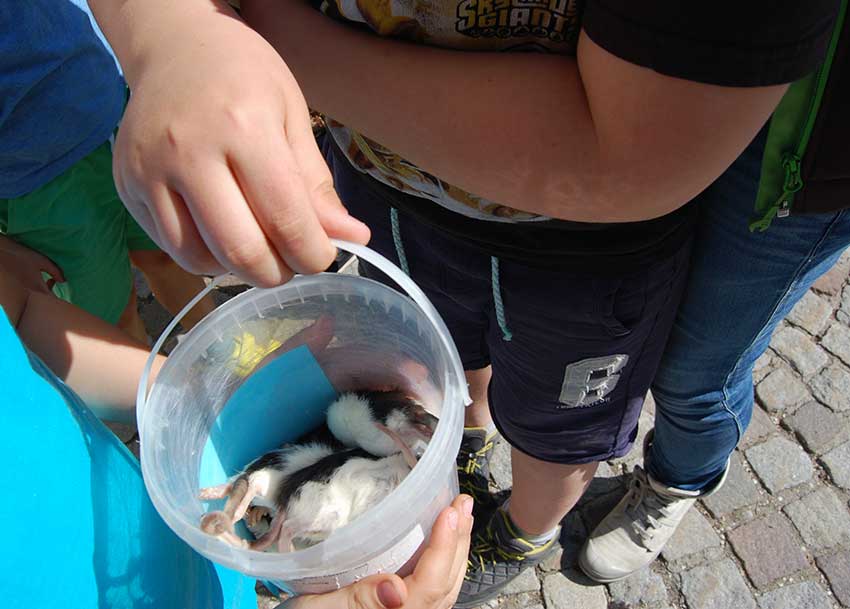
243, 0, 784, 222
87, 0, 243, 85
15, 292, 164, 424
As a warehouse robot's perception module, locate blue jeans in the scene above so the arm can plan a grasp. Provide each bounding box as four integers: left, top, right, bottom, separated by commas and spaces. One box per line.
649, 130, 850, 492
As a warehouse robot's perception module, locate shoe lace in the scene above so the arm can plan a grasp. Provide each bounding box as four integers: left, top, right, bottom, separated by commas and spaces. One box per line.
624, 468, 671, 548
459, 478, 491, 502
459, 438, 495, 476
465, 523, 527, 579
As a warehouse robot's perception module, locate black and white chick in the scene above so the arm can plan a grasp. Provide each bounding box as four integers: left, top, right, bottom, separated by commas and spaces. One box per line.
199, 441, 412, 552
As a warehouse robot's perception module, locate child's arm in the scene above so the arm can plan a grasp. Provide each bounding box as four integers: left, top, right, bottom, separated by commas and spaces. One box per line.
0, 265, 164, 424
0, 234, 65, 295
241, 0, 788, 224
86, 0, 369, 288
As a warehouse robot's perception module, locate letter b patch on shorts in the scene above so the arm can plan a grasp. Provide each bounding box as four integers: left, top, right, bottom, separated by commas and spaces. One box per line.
558, 355, 629, 409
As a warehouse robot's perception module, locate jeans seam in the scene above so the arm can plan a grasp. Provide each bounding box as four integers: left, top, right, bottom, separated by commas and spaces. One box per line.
719, 210, 847, 443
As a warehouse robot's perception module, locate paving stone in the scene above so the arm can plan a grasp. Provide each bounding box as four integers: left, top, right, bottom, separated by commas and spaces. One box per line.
821, 440, 850, 489
813, 251, 850, 296
816, 549, 850, 607
661, 508, 721, 563
337, 254, 359, 275
126, 436, 140, 460
754, 350, 774, 373
770, 327, 830, 378
490, 436, 512, 491
585, 461, 626, 501
540, 512, 587, 572
787, 291, 834, 336
614, 410, 655, 470
138, 298, 171, 342
210, 289, 234, 307
680, 559, 756, 609
211, 274, 252, 289
257, 590, 283, 609
538, 545, 566, 575
822, 323, 850, 366
607, 567, 669, 607
644, 390, 657, 416
741, 406, 777, 449
542, 570, 607, 609
487, 592, 544, 609
784, 487, 850, 550
702, 452, 763, 517
727, 513, 809, 589
502, 566, 540, 595
105, 420, 138, 443
840, 285, 850, 324
579, 488, 625, 533
811, 363, 850, 412
753, 349, 778, 385
745, 437, 814, 493
757, 581, 834, 609
133, 268, 152, 299
785, 402, 844, 454
756, 367, 811, 413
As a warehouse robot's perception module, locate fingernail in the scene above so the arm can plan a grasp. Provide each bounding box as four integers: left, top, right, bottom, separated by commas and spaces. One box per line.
376, 580, 403, 608
462, 496, 473, 517
448, 507, 459, 530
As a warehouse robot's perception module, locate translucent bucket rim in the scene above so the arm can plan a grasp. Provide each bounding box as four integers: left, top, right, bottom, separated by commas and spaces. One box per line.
135, 241, 471, 580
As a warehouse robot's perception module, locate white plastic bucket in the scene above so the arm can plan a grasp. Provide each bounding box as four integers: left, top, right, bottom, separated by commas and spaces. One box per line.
136, 241, 470, 594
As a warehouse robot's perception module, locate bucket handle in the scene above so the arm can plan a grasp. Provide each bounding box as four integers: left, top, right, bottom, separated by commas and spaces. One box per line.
136, 240, 471, 427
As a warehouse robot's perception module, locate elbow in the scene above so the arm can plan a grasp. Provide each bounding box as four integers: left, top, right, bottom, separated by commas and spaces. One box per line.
535, 163, 689, 224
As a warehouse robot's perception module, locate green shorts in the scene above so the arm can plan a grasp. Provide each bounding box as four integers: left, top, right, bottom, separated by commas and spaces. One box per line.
0, 141, 159, 324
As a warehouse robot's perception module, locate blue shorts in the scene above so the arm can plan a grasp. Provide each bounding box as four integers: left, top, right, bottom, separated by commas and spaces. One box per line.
324, 138, 692, 464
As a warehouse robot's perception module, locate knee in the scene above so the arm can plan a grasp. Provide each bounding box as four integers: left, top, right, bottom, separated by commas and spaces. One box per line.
652, 383, 753, 429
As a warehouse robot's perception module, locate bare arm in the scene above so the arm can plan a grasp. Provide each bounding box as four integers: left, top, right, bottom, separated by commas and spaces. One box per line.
85, 0, 369, 287
242, 0, 786, 222
0, 271, 164, 424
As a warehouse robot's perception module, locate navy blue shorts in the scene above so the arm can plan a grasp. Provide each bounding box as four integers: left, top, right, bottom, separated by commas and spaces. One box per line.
324, 138, 692, 464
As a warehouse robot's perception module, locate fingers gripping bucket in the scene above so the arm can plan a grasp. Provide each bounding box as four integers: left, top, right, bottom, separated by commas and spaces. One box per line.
136, 241, 470, 594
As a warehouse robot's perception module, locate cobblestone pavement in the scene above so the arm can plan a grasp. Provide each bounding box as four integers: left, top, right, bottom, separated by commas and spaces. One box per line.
129, 251, 850, 609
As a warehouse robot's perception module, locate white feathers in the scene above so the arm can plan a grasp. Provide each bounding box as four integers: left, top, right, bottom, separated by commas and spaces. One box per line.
326, 393, 398, 456
277, 443, 334, 478
284, 453, 411, 548
241, 442, 333, 510
201, 390, 434, 553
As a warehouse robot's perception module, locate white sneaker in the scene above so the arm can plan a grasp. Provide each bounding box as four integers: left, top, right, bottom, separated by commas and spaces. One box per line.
579, 464, 726, 583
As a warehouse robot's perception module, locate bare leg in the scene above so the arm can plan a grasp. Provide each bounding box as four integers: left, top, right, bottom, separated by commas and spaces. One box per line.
508, 447, 598, 534
200, 511, 248, 548
117, 285, 149, 344
129, 250, 216, 330
229, 479, 263, 523
199, 482, 232, 500
464, 367, 493, 428
375, 422, 418, 469
221, 478, 249, 518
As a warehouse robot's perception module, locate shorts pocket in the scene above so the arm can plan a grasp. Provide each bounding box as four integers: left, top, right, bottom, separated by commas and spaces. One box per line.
594, 277, 648, 338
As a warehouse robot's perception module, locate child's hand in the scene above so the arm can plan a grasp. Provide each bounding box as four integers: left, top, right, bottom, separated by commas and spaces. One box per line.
112, 10, 369, 288
278, 494, 474, 609
0, 235, 65, 294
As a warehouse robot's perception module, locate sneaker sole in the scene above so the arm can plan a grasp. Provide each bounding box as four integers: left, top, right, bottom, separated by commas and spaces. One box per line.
453, 544, 559, 608
453, 590, 503, 609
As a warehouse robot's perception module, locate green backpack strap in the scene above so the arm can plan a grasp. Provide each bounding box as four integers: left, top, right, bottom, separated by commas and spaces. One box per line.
750, 0, 848, 232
